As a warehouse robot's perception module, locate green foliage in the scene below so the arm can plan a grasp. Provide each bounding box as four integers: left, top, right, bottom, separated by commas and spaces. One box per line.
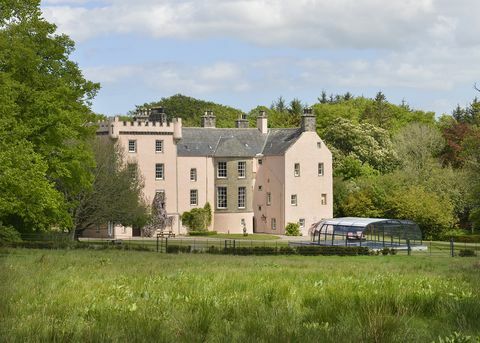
188, 231, 217, 236
0, 223, 22, 245
74, 139, 149, 234
458, 249, 477, 257
139, 94, 244, 128
285, 222, 301, 236
181, 203, 212, 232
0, 0, 99, 233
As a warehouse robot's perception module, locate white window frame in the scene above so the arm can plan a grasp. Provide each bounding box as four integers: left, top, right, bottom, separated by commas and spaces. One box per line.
266, 192, 271, 206
291, 194, 297, 206
217, 161, 227, 178
217, 187, 227, 209
155, 140, 163, 153
238, 187, 246, 209
190, 189, 198, 206
318, 162, 324, 176
271, 218, 276, 230
128, 140, 136, 153
238, 161, 246, 178
294, 163, 300, 177
299, 218, 305, 230
190, 168, 197, 181
321, 193, 327, 205
155, 163, 164, 180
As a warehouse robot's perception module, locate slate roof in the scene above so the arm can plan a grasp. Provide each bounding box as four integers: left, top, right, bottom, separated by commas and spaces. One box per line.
177, 127, 303, 157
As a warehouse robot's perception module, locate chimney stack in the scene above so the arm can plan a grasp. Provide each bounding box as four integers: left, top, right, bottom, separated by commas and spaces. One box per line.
201, 110, 216, 128
301, 108, 316, 132
235, 113, 249, 128
257, 110, 268, 134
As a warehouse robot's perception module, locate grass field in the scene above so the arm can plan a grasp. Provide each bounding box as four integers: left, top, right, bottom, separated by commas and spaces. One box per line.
1, 249, 479, 342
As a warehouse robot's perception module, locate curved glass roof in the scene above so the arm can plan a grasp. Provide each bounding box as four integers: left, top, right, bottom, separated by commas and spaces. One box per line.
317, 217, 417, 228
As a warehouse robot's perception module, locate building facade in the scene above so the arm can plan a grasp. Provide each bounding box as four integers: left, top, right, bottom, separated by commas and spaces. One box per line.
95, 108, 333, 236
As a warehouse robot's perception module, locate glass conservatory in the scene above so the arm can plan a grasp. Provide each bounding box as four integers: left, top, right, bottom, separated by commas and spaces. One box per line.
309, 217, 423, 249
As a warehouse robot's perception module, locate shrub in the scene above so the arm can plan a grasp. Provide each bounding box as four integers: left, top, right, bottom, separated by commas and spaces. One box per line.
458, 249, 477, 257
278, 246, 296, 255
181, 203, 212, 232
188, 231, 217, 236
166, 245, 191, 253
455, 235, 480, 244
0, 224, 22, 245
296, 245, 369, 256
285, 222, 301, 236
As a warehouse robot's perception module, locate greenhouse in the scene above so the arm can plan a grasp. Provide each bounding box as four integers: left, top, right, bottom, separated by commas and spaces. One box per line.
309, 217, 424, 250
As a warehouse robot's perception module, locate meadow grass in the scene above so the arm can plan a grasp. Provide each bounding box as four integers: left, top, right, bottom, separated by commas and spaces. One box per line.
1, 248, 479, 342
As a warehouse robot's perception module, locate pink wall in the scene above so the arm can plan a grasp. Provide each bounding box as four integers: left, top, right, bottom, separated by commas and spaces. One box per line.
284, 132, 333, 236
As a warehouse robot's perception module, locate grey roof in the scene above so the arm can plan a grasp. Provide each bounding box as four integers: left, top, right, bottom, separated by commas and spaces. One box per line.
261, 128, 303, 155
177, 127, 303, 157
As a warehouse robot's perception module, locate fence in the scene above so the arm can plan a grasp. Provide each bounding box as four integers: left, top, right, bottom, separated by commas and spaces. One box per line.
4, 233, 480, 257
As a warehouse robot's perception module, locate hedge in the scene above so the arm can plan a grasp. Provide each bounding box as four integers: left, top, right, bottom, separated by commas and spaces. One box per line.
188, 231, 218, 236
203, 245, 369, 256
454, 235, 480, 244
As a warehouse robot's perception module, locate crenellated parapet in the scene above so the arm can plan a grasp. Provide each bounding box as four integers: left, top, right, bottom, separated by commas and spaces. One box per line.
95, 115, 182, 138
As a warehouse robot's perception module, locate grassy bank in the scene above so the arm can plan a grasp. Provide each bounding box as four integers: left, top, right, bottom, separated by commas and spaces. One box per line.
1, 249, 479, 342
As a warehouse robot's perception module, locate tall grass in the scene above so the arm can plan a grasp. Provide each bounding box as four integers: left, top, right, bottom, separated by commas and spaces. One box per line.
0, 249, 479, 342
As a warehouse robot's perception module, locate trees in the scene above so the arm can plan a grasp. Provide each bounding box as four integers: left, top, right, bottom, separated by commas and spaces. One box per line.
181, 203, 212, 232
73, 139, 149, 236
0, 1, 99, 233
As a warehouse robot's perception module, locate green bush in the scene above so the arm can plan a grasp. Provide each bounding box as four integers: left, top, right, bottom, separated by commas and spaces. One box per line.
278, 246, 296, 255
166, 245, 191, 253
455, 235, 480, 244
295, 245, 370, 256
181, 203, 212, 232
458, 249, 477, 257
188, 231, 217, 236
0, 224, 22, 245
285, 222, 301, 236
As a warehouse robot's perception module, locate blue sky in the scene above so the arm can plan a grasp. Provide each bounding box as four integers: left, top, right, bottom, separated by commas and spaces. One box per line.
41, 0, 480, 117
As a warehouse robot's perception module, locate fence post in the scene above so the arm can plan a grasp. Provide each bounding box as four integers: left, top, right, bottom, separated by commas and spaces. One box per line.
450, 238, 454, 257
156, 234, 159, 253
407, 239, 411, 256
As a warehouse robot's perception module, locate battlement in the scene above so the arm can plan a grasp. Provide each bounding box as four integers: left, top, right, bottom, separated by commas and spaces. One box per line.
95, 116, 182, 138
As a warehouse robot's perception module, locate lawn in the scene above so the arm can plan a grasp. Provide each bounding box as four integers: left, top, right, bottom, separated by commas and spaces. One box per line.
1, 248, 479, 342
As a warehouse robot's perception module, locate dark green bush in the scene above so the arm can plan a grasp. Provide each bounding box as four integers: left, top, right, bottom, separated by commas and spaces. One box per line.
296, 245, 370, 256
0, 224, 22, 245
166, 245, 191, 253
188, 231, 217, 236
285, 222, 301, 236
455, 235, 480, 244
459, 249, 477, 257
278, 246, 296, 255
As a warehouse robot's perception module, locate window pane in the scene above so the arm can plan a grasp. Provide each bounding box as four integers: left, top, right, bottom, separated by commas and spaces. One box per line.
238, 161, 246, 178
217, 162, 227, 178
217, 187, 227, 209
321, 193, 327, 205
155, 140, 163, 153
190, 168, 197, 181
190, 190, 198, 206
271, 218, 276, 230
155, 163, 164, 180
128, 140, 136, 152
291, 194, 297, 206
238, 187, 246, 208
267, 192, 271, 205
294, 163, 300, 177
318, 162, 324, 176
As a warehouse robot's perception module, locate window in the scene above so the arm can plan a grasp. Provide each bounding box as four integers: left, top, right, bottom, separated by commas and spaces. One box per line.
321, 193, 327, 205
291, 194, 297, 206
155, 140, 163, 153
128, 140, 136, 153
217, 161, 227, 178
238, 161, 246, 178
299, 218, 305, 230
190, 189, 198, 206
294, 163, 300, 177
238, 187, 246, 209
217, 187, 227, 209
317, 142, 322, 149
155, 163, 164, 180
271, 218, 276, 230
127, 163, 137, 179
266, 192, 271, 206
258, 185, 262, 191
155, 189, 165, 196
190, 168, 197, 181
318, 162, 324, 176
258, 159, 263, 165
